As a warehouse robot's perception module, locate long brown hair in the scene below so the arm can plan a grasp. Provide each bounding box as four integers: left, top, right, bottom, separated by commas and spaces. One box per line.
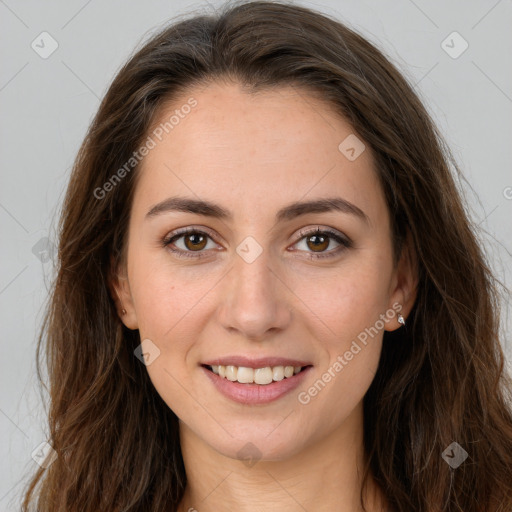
22, 1, 512, 510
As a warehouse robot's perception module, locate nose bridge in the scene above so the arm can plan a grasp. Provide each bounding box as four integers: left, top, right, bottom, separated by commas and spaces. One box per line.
234, 239, 275, 299
218, 236, 291, 339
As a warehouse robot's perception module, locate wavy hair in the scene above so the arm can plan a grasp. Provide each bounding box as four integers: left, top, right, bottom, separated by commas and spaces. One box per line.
22, 1, 512, 510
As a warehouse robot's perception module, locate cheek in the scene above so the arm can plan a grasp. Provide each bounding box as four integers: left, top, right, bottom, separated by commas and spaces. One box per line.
129, 264, 211, 418
288, 256, 390, 408
129, 253, 207, 340
289, 255, 392, 343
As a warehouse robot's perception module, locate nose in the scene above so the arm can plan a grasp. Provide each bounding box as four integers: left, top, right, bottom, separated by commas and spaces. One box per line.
217, 248, 292, 341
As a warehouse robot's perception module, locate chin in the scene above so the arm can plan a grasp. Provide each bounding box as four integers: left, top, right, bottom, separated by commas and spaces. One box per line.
207, 426, 306, 463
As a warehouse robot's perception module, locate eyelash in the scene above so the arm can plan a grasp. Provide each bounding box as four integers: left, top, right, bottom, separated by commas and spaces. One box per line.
162, 226, 352, 260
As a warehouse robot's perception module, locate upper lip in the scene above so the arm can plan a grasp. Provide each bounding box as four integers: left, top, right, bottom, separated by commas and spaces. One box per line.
202, 356, 313, 369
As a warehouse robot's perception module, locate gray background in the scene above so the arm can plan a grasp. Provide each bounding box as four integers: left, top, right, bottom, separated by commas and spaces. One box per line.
1, 0, 511, 508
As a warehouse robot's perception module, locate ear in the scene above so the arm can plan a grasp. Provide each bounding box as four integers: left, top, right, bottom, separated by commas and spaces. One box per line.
385, 230, 418, 331
108, 254, 139, 330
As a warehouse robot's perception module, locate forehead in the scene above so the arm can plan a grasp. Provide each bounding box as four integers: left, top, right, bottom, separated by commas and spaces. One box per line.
133, 81, 386, 225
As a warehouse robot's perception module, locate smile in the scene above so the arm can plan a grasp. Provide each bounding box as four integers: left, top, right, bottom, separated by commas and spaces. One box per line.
204, 364, 309, 385
201, 364, 313, 405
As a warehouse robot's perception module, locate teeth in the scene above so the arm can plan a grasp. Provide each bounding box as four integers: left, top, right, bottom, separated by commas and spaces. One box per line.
254, 367, 273, 385
209, 364, 304, 385
272, 366, 284, 381
238, 366, 256, 384
225, 365, 237, 381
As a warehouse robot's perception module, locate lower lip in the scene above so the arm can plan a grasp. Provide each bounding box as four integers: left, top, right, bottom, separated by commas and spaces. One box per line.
201, 365, 312, 405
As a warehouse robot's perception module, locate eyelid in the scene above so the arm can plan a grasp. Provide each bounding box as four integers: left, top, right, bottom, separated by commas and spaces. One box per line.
295, 226, 351, 246
163, 225, 221, 243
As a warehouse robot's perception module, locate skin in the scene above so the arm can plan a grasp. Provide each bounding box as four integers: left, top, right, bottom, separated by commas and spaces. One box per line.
111, 80, 417, 512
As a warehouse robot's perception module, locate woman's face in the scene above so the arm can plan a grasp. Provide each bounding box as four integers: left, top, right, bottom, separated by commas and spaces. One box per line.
114, 81, 412, 461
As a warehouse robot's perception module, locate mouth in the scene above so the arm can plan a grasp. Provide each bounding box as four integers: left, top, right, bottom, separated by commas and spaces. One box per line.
201, 363, 313, 385
200, 362, 313, 405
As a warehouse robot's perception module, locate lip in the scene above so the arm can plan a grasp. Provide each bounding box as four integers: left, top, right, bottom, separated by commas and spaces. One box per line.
201, 364, 313, 405
201, 356, 312, 368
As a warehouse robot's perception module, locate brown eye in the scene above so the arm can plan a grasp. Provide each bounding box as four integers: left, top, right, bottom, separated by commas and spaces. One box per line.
293, 227, 352, 260
163, 228, 218, 259
305, 232, 330, 252
183, 232, 207, 251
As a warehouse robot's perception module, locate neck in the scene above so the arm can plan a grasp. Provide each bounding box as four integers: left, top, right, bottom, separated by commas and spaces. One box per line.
176, 402, 388, 512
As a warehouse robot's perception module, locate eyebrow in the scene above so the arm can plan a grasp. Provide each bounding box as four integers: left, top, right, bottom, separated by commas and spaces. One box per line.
145, 196, 369, 224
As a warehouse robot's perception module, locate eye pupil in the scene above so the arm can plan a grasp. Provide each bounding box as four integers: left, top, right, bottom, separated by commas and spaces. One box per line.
185, 233, 207, 250
307, 234, 329, 252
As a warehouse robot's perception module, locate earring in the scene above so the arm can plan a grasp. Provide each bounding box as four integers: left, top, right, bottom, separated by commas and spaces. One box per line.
121, 308, 127, 315
397, 313, 405, 326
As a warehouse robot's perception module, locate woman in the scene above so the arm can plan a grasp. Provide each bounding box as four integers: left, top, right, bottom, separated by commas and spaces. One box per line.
22, 1, 512, 510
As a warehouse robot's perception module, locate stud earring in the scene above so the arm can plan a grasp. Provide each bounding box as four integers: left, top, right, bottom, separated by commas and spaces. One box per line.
397, 313, 405, 326
121, 308, 127, 315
